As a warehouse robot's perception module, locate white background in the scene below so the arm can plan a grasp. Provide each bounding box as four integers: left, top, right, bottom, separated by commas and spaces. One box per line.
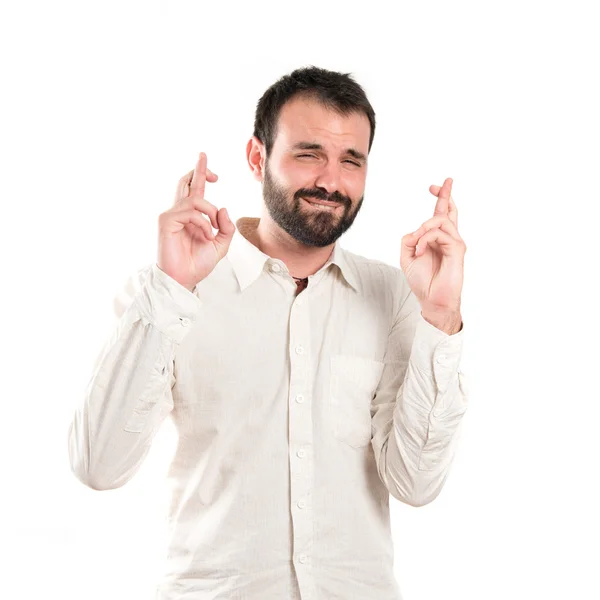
1, 0, 599, 598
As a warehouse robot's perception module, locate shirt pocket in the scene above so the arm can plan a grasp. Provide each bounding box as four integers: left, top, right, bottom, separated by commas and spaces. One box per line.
329, 355, 385, 448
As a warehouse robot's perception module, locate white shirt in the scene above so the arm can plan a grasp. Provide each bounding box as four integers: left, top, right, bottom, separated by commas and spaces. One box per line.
68, 216, 469, 600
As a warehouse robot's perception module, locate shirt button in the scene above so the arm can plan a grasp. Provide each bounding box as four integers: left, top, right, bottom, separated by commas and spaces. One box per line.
180, 317, 190, 327
295, 345, 304, 355
295, 394, 305, 403
298, 554, 307, 563
271, 263, 281, 272
297, 449, 306, 458
297, 499, 306, 509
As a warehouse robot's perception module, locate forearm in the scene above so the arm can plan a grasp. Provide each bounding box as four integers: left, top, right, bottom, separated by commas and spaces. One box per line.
373, 310, 468, 507
382, 362, 468, 506
67, 263, 202, 490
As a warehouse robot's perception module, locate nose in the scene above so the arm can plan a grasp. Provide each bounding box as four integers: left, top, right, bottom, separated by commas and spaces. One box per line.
314, 161, 342, 196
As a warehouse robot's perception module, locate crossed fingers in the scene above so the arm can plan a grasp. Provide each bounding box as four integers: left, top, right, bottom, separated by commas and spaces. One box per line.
405, 178, 464, 257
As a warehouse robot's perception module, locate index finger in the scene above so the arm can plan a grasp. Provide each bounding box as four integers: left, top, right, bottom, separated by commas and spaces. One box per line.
190, 152, 207, 198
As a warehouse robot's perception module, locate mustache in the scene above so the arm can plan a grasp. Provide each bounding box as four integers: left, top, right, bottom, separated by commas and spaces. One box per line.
295, 189, 350, 206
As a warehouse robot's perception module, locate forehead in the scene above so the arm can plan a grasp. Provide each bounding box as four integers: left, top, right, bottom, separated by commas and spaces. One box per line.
274, 95, 370, 154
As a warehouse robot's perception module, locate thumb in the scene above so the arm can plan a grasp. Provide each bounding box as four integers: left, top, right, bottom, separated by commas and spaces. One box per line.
214, 208, 236, 253
401, 230, 420, 254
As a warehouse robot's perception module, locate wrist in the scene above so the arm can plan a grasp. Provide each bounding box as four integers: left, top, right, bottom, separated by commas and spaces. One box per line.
421, 309, 463, 335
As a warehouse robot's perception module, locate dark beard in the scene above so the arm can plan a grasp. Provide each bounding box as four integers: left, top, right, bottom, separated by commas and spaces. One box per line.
262, 160, 363, 248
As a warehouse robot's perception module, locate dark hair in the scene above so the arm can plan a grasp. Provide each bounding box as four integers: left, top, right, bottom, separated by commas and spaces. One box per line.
253, 65, 376, 157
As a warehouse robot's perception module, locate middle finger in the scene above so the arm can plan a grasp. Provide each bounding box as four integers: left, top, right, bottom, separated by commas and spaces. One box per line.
430, 184, 458, 228
176, 166, 218, 204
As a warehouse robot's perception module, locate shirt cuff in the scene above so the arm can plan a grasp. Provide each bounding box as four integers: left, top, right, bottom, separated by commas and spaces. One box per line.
409, 312, 464, 390
133, 263, 203, 344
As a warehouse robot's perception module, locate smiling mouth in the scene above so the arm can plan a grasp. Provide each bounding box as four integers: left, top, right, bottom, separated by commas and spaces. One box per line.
302, 197, 343, 211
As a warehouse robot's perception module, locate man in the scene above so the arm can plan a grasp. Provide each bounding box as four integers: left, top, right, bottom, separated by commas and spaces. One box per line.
68, 65, 468, 600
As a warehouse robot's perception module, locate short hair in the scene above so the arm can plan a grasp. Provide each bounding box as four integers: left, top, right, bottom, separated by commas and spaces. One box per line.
253, 65, 376, 157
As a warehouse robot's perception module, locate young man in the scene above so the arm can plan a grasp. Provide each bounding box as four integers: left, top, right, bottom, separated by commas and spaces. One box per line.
68, 66, 468, 600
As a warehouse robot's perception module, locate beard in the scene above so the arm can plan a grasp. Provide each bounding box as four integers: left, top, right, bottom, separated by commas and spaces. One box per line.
262, 160, 363, 248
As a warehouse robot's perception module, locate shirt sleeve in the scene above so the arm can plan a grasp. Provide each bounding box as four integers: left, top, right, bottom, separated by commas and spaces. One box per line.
370, 270, 469, 507
67, 263, 203, 491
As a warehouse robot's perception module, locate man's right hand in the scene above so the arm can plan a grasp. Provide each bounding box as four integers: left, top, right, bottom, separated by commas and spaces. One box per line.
157, 152, 236, 291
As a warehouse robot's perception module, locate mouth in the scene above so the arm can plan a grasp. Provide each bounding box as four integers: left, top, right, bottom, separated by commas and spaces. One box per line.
302, 197, 344, 213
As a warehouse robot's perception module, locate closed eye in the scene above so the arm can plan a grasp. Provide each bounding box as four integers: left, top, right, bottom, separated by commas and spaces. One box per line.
297, 154, 361, 167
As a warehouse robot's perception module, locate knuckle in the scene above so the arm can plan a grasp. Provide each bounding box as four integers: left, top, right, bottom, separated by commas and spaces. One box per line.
191, 210, 207, 224
192, 197, 210, 211
200, 198, 218, 216
425, 215, 445, 229
194, 214, 208, 227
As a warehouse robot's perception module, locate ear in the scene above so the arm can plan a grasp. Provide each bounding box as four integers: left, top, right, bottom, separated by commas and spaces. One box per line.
246, 136, 266, 182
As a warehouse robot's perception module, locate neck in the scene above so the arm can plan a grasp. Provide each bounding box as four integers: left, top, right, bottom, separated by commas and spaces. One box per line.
244, 211, 335, 279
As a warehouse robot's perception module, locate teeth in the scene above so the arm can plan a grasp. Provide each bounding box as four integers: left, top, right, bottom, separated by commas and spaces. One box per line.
306, 199, 338, 211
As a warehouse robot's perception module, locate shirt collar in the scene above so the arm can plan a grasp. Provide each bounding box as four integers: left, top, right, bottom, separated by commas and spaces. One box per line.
226, 216, 361, 294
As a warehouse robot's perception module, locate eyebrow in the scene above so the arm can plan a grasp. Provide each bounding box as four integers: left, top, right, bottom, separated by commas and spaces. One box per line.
291, 142, 367, 163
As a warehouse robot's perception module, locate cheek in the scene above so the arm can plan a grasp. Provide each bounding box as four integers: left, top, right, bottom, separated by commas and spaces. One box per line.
346, 174, 366, 200
274, 160, 308, 190
288, 164, 316, 186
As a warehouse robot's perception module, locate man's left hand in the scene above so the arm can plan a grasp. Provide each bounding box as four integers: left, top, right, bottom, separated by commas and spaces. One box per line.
400, 177, 466, 335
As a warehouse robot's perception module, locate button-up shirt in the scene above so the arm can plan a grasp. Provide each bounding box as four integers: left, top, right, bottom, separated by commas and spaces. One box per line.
68, 216, 469, 600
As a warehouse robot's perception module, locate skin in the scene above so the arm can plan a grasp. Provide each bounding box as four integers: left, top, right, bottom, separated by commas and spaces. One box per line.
401, 178, 465, 334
